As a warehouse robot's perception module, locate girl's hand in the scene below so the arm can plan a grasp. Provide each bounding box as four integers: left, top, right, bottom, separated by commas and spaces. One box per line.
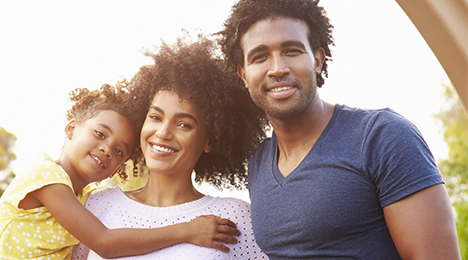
185, 215, 241, 252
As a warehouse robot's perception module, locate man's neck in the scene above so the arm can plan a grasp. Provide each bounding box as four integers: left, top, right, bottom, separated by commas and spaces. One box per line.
270, 99, 335, 177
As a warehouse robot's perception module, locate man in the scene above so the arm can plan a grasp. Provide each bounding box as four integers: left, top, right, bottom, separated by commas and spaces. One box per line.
218, 0, 461, 259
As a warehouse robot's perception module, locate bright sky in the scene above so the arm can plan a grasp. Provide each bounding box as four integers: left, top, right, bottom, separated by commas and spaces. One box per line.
0, 0, 451, 200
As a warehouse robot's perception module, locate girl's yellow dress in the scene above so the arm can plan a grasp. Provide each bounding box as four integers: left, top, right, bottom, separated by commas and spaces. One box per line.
0, 152, 94, 260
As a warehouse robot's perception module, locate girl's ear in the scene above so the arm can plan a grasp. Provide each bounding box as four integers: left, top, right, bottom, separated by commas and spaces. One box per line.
65, 119, 76, 140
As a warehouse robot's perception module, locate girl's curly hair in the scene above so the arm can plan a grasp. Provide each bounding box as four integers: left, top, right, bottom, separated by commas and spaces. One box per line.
66, 83, 144, 180
128, 35, 269, 190
218, 0, 334, 88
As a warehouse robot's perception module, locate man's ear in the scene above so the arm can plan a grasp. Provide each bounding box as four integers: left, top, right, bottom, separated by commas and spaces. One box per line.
237, 65, 248, 89
65, 119, 77, 140
314, 48, 326, 75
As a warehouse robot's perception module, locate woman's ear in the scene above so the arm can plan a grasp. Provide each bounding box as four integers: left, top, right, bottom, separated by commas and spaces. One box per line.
204, 141, 211, 154
65, 119, 77, 140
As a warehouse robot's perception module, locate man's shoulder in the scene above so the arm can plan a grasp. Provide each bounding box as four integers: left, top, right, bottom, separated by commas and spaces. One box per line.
338, 104, 399, 119
336, 104, 413, 130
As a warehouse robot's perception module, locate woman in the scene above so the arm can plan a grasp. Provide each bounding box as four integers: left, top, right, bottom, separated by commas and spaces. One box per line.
71, 36, 269, 259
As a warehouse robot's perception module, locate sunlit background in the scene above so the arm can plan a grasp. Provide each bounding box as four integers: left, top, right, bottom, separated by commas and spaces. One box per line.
0, 0, 451, 202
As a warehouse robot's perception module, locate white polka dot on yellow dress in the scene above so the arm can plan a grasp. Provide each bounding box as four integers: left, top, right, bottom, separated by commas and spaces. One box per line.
0, 152, 95, 260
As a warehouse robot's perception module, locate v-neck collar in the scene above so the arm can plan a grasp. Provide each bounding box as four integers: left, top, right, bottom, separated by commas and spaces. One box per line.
271, 104, 341, 186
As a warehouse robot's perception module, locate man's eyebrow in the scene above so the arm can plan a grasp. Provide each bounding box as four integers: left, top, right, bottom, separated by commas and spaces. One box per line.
245, 41, 307, 62
246, 44, 268, 62
281, 40, 307, 50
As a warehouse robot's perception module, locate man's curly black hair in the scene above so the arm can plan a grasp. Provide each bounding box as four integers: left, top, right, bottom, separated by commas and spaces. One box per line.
128, 35, 269, 190
66, 84, 143, 180
218, 0, 334, 88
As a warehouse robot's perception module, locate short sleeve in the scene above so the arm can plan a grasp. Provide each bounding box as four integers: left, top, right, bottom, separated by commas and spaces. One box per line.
363, 110, 444, 207
3, 152, 73, 208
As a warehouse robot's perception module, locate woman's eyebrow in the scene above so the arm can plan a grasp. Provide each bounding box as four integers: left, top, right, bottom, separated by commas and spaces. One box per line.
175, 112, 198, 124
150, 105, 198, 124
149, 106, 164, 114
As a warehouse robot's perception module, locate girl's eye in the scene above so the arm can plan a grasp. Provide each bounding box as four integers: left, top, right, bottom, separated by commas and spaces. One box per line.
115, 148, 123, 157
95, 130, 105, 139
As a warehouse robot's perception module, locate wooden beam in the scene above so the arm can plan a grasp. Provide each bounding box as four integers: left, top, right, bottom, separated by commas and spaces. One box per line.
396, 0, 468, 112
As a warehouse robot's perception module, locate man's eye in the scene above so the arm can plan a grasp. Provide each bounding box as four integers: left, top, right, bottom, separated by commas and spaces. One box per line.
252, 54, 267, 63
286, 49, 302, 55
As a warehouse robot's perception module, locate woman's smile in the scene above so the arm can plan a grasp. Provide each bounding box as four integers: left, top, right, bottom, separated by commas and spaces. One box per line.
141, 90, 210, 176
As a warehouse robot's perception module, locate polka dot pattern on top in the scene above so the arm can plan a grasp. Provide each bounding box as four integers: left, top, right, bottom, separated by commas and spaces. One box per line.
72, 186, 268, 260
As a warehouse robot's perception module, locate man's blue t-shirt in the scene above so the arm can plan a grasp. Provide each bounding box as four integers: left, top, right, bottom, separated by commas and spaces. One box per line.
248, 104, 444, 259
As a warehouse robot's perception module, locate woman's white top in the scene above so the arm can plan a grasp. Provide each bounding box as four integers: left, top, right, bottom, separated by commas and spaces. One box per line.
71, 186, 268, 259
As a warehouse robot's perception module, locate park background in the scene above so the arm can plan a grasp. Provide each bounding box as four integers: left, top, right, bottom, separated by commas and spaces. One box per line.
1, 0, 467, 256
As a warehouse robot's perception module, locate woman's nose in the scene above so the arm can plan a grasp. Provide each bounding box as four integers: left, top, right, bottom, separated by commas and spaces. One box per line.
156, 122, 174, 140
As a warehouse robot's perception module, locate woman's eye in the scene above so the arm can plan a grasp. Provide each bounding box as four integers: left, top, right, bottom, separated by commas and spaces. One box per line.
149, 114, 162, 121
95, 130, 105, 139
179, 122, 192, 130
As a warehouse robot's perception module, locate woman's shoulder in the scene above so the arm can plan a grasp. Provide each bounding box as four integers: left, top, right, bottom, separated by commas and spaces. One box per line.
210, 196, 250, 206
207, 196, 252, 216
85, 185, 123, 206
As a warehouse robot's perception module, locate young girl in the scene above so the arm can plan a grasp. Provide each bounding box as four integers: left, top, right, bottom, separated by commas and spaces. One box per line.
72, 36, 270, 259
0, 84, 240, 259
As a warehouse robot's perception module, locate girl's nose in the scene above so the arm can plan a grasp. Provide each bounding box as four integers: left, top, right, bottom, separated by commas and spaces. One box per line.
99, 146, 112, 159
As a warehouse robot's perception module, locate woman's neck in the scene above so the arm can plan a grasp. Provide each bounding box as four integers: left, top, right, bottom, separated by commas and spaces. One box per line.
125, 173, 204, 207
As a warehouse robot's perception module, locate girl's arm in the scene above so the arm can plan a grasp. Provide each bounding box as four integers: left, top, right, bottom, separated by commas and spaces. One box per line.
29, 184, 240, 258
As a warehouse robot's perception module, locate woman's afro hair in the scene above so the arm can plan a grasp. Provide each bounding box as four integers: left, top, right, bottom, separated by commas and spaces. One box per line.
128, 35, 269, 190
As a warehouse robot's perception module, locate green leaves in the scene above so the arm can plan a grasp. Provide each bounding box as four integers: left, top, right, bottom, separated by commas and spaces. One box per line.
435, 83, 468, 258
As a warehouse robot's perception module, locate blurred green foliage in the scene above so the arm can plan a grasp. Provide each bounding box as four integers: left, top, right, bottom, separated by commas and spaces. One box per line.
435, 84, 468, 258
0, 127, 17, 196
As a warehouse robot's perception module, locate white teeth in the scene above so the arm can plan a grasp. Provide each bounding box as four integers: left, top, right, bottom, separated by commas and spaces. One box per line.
91, 155, 104, 167
152, 144, 176, 153
270, 86, 293, 92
